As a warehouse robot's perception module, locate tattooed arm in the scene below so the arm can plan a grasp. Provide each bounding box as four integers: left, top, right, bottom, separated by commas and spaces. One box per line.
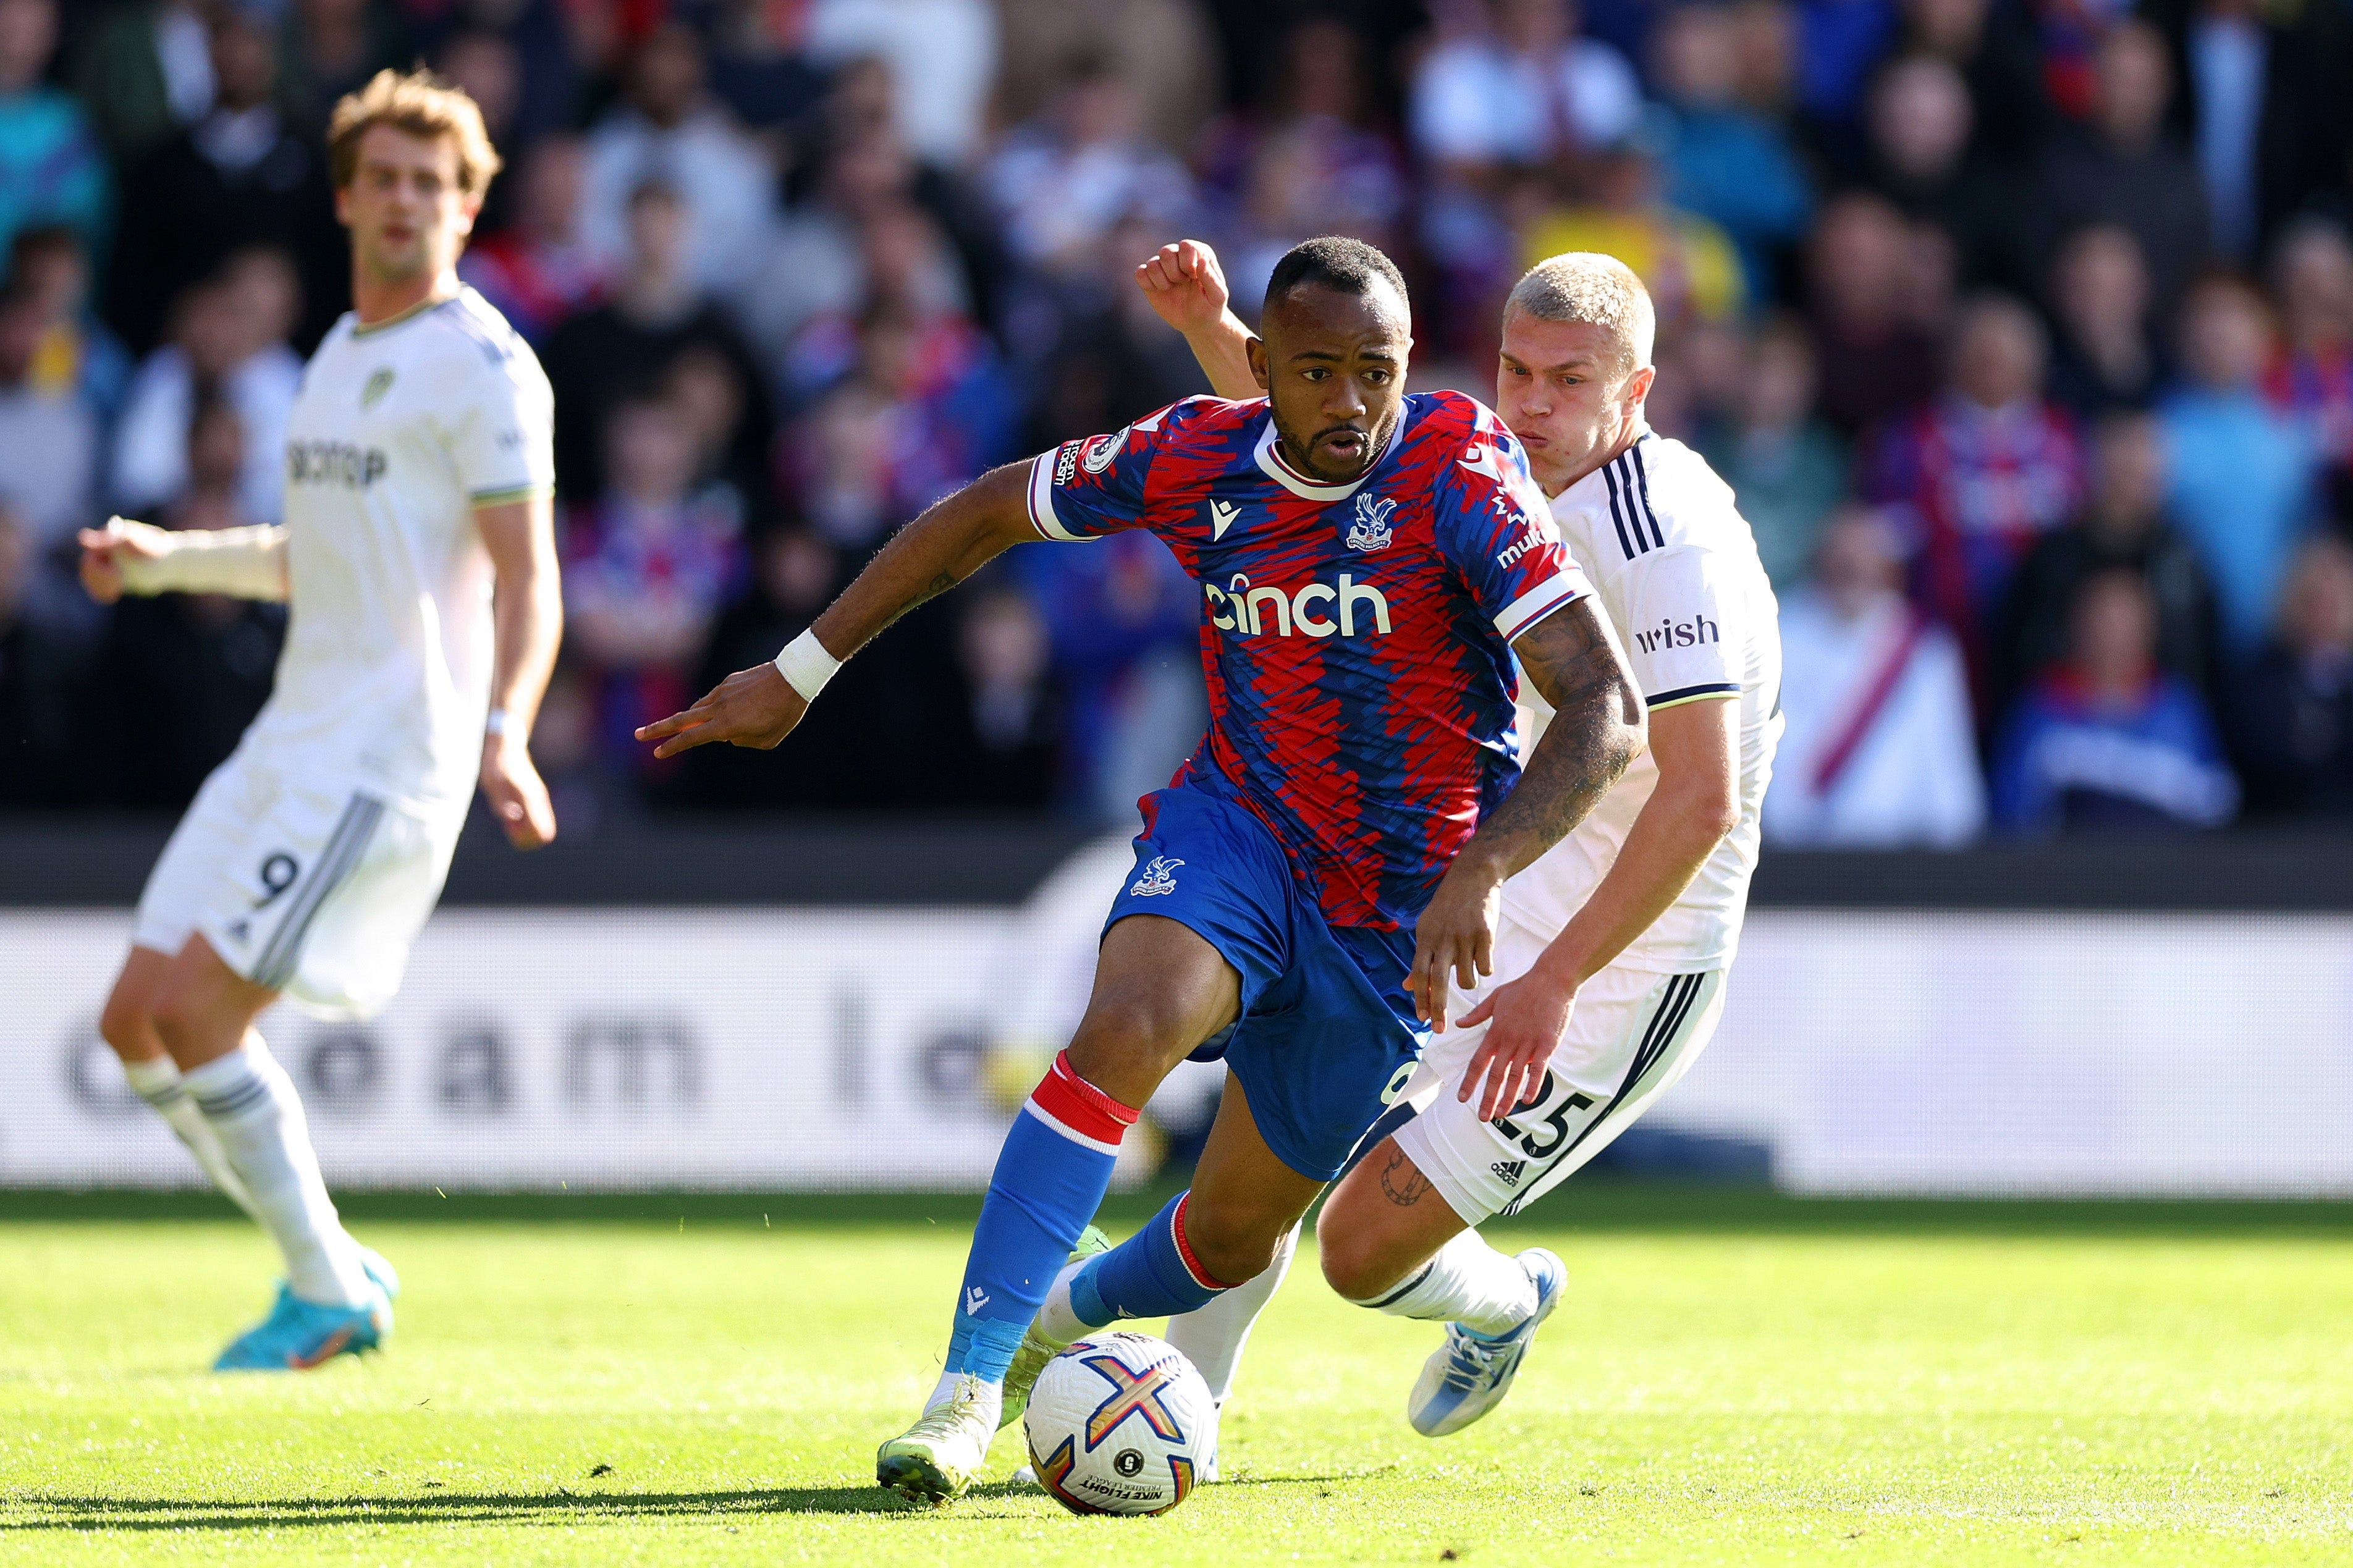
1407, 596, 1645, 1027
639, 461, 1038, 756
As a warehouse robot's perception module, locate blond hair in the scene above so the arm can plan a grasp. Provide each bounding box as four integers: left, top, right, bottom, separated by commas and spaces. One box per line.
328, 68, 502, 198
1505, 253, 1657, 379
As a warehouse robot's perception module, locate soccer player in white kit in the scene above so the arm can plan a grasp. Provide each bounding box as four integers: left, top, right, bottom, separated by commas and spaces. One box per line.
1132, 242, 1781, 1443
76, 70, 560, 1371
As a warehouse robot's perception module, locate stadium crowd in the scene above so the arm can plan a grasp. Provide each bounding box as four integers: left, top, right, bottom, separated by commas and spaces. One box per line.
2, 0, 2352, 840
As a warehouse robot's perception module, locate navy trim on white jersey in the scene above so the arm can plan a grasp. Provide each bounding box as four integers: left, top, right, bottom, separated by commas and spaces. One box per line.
1647, 681, 1741, 708
1600, 440, 1666, 560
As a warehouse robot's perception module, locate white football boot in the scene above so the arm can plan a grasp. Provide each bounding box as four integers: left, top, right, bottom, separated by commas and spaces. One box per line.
1405, 1247, 1565, 1438
876, 1373, 999, 1504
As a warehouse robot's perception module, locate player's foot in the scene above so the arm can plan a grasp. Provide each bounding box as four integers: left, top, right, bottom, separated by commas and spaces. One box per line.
997, 1224, 1112, 1431
212, 1282, 392, 1372
355, 1244, 400, 1302
876, 1373, 998, 1504
1405, 1247, 1564, 1438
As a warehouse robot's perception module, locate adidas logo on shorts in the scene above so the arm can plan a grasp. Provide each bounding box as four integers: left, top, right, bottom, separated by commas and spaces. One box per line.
1490, 1160, 1524, 1186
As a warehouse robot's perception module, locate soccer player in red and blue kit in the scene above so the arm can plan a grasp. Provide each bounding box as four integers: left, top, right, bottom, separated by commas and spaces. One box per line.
636, 237, 1645, 1504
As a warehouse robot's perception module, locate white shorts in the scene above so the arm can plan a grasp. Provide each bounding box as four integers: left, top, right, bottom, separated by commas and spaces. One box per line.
1393, 911, 1726, 1222
132, 746, 462, 1020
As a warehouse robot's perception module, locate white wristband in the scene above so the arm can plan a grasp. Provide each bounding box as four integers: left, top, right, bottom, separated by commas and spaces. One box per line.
484, 707, 510, 738
773, 628, 841, 702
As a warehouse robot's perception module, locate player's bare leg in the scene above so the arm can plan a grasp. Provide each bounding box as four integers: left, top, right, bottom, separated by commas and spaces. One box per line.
151, 937, 391, 1368
96, 945, 260, 1219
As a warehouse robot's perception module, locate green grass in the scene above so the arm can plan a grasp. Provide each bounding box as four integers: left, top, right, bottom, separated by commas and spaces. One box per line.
2, 1189, 2350, 1566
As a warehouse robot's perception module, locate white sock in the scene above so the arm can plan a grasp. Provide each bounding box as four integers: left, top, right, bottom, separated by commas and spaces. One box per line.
1033, 1258, 1098, 1349
1164, 1221, 1298, 1405
122, 1055, 263, 1222
1343, 1229, 1536, 1337
926, 1369, 1003, 1428
181, 1041, 373, 1308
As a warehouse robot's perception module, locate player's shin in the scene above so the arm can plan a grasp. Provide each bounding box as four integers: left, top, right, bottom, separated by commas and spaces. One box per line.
182, 1037, 374, 1309
942, 1052, 1141, 1391
120, 1055, 263, 1222
1346, 1229, 1538, 1336
1044, 1189, 1246, 1342
1161, 1219, 1298, 1405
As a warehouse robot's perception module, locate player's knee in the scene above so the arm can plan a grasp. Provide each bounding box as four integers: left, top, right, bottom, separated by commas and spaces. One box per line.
1065, 998, 1193, 1085
96, 989, 154, 1058
1314, 1208, 1398, 1301
1180, 1200, 1287, 1289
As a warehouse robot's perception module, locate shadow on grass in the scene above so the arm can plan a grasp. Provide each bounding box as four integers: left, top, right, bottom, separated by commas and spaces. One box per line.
0, 1486, 937, 1531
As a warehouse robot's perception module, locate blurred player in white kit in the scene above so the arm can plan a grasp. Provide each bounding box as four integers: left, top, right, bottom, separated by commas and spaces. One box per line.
1134, 240, 1781, 1447
77, 70, 560, 1370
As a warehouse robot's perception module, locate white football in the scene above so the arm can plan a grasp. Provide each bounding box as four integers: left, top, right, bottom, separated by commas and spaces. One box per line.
1022, 1331, 1215, 1516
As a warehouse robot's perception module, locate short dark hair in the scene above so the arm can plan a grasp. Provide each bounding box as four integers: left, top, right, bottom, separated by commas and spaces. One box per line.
1264, 236, 1408, 315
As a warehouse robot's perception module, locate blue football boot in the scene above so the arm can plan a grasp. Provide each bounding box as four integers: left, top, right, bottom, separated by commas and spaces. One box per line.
213, 1281, 391, 1372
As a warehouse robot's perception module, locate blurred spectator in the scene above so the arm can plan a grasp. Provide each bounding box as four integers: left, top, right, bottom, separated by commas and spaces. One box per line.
1867, 292, 2085, 664
984, 47, 1193, 286
541, 180, 770, 504
562, 394, 747, 783
67, 0, 214, 169
704, 0, 830, 148
2044, 223, 2166, 423
1764, 505, 1987, 846
662, 344, 772, 533
1791, 0, 1902, 132
1860, 52, 2011, 292
580, 25, 774, 298
936, 587, 1060, 808
106, 7, 342, 355
7, 225, 132, 428
687, 527, 879, 807
1409, 0, 1643, 171
277, 0, 408, 135
86, 395, 284, 806
1699, 316, 1846, 589
2234, 537, 2353, 817
0, 500, 82, 803
993, 0, 1214, 164
2031, 20, 2209, 326
808, 0, 1000, 169
0, 280, 98, 620
1650, 1, 1814, 303
0, 0, 109, 267
2263, 217, 2353, 483
1199, 19, 1408, 307
788, 297, 1010, 551
2160, 0, 2353, 270
459, 134, 609, 347
1521, 142, 1749, 335
1992, 568, 2238, 834
2160, 274, 2317, 655
112, 251, 303, 531
1895, 0, 2052, 167
1804, 191, 1940, 436
1996, 411, 2224, 716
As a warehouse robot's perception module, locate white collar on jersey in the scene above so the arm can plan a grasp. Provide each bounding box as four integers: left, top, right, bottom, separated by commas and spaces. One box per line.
1552, 424, 1657, 510
1252, 412, 1397, 502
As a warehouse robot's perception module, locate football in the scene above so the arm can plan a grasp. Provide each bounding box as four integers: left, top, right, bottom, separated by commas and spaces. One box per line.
1022, 1331, 1217, 1517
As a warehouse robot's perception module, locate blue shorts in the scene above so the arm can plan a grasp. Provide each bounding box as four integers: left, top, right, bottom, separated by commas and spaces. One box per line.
1104, 783, 1429, 1181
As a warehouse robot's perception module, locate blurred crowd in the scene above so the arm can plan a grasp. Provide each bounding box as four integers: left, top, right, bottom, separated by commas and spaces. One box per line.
2, 0, 2352, 842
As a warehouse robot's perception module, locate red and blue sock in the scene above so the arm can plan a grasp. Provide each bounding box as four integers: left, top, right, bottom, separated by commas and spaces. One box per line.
943, 1052, 1139, 1384
1069, 1190, 1240, 1328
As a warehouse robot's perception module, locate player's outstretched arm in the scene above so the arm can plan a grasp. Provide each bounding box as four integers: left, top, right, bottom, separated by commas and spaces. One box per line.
77, 516, 289, 604
475, 495, 563, 849
1453, 696, 1738, 1119
1408, 597, 1644, 1041
636, 460, 1039, 759
1136, 240, 1261, 402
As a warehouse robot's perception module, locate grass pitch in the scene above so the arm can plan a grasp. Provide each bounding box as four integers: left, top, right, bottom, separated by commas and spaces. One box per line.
1, 1188, 2349, 1567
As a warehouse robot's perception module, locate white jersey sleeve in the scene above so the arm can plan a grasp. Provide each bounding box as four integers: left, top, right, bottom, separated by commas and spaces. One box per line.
429, 329, 554, 507
1616, 544, 1748, 712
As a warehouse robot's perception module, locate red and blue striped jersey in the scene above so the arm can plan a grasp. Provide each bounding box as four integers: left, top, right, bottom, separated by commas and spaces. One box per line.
1025, 389, 1594, 930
